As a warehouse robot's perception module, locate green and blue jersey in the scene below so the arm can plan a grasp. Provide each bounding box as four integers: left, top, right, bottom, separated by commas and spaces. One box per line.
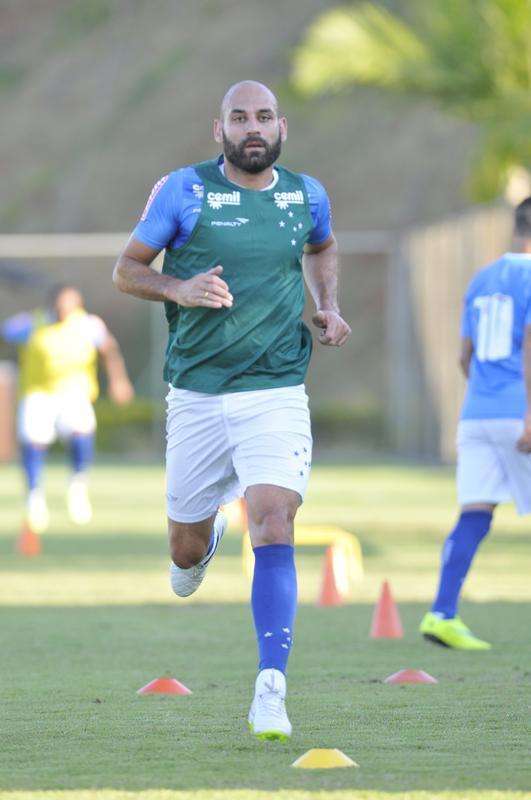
133, 157, 332, 395
134, 157, 331, 251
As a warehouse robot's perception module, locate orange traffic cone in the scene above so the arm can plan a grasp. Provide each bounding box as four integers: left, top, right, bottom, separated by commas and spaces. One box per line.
15, 521, 41, 557
370, 580, 403, 638
137, 677, 192, 695
384, 669, 438, 685
317, 546, 346, 606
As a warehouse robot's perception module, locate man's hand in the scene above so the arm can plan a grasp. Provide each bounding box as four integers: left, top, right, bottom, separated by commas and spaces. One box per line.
517, 412, 531, 453
168, 265, 233, 309
108, 377, 135, 406
312, 309, 351, 346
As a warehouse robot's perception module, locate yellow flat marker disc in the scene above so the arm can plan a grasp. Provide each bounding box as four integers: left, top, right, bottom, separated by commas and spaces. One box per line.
292, 748, 359, 769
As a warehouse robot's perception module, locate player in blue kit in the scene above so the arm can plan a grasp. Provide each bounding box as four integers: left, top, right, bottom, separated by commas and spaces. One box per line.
114, 81, 351, 738
420, 198, 531, 649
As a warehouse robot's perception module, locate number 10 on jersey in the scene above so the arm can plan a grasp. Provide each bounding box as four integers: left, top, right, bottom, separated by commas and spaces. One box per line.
473, 294, 514, 362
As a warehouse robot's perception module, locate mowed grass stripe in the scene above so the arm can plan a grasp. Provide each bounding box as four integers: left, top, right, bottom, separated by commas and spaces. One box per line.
0, 463, 530, 605
0, 790, 529, 800
0, 463, 529, 794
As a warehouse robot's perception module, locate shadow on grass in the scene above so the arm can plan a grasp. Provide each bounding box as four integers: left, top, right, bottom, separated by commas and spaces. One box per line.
2, 528, 529, 573
0, 531, 250, 571
0, 533, 366, 572
0, 601, 529, 793
486, 531, 531, 547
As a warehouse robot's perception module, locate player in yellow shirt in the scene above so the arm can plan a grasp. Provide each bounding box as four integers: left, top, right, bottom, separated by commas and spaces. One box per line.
1, 284, 134, 531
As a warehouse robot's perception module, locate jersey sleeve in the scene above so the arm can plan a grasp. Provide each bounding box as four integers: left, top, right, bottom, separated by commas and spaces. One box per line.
132, 171, 184, 250
1, 312, 35, 344
301, 174, 332, 245
85, 315, 108, 348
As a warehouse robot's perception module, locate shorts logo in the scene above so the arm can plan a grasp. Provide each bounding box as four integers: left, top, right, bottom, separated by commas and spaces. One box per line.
192, 183, 204, 199
140, 175, 169, 221
274, 190, 304, 210
211, 217, 249, 227
207, 191, 241, 210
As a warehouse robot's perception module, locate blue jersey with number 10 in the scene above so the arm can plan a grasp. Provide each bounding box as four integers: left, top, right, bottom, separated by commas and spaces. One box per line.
461, 253, 531, 420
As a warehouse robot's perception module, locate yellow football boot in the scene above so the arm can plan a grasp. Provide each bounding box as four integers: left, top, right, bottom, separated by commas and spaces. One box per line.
420, 612, 492, 650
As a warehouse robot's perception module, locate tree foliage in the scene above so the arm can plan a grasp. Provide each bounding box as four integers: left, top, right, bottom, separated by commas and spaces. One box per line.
292, 0, 531, 199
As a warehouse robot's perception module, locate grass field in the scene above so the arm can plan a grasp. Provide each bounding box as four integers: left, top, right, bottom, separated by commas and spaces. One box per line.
0, 461, 530, 800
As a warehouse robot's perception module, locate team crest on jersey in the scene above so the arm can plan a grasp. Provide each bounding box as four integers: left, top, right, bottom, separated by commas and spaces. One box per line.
274, 190, 304, 210
207, 190, 241, 210
192, 183, 204, 199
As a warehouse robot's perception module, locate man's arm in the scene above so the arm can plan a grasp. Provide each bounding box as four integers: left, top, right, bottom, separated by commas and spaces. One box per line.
459, 337, 473, 378
1, 312, 34, 345
517, 324, 531, 453
302, 234, 351, 347
98, 332, 135, 405
113, 237, 233, 309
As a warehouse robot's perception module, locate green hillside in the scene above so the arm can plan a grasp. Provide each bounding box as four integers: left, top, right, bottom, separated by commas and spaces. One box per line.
1, 0, 477, 234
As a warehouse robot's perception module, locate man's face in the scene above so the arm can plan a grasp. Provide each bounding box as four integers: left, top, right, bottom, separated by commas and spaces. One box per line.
214, 87, 287, 174
54, 288, 83, 321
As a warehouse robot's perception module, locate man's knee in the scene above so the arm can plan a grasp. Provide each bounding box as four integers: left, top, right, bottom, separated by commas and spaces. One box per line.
168, 519, 212, 568
249, 504, 297, 547
170, 542, 206, 569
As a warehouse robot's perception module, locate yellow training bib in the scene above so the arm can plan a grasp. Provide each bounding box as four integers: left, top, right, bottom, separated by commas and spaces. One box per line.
19, 309, 99, 401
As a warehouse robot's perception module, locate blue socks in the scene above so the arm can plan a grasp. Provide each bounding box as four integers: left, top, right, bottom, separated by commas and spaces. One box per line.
70, 433, 95, 474
22, 435, 94, 491
21, 443, 46, 490
432, 510, 492, 618
251, 544, 297, 674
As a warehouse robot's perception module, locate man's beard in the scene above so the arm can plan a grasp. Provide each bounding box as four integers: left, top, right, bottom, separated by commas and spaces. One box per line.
222, 131, 282, 174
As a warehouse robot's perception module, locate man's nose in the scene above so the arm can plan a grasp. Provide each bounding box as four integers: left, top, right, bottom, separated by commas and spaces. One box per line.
244, 119, 262, 135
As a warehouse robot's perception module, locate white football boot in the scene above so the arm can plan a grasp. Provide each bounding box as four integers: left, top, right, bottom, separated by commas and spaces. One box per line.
26, 488, 50, 533
170, 511, 226, 598
67, 474, 93, 525
248, 668, 292, 741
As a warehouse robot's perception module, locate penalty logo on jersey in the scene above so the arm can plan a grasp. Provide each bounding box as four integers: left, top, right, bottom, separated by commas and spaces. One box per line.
207, 191, 241, 210
211, 217, 249, 227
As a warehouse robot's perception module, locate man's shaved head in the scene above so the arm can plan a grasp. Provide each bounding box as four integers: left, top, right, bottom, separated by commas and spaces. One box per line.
220, 80, 279, 119
214, 80, 286, 175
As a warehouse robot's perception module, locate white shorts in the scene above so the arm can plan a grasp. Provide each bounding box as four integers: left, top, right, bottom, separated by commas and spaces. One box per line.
457, 418, 531, 514
165, 384, 313, 522
18, 391, 96, 446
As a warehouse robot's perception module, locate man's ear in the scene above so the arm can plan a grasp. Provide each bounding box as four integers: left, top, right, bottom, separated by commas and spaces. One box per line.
213, 118, 223, 144
279, 116, 288, 143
